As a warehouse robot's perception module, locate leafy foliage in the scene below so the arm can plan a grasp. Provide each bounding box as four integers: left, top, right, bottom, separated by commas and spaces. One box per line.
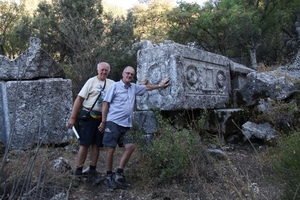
134, 111, 207, 180
30, 0, 138, 95
265, 130, 300, 199
1, 0, 300, 87
166, 0, 300, 67
253, 88, 300, 133
0, 2, 29, 58
133, 0, 174, 43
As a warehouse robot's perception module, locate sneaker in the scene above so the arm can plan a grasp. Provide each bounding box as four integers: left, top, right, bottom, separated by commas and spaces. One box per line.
71, 170, 82, 188
82, 167, 91, 178
106, 174, 117, 191
71, 176, 81, 188
113, 173, 132, 190
87, 170, 103, 185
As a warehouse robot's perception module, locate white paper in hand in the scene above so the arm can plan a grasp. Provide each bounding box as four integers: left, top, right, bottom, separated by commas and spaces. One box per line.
72, 126, 80, 139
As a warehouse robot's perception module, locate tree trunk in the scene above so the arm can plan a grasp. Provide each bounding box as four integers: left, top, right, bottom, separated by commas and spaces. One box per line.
247, 39, 260, 70
248, 47, 257, 70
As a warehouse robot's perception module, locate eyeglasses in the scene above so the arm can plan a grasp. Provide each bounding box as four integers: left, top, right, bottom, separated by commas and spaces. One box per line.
124, 72, 135, 76
99, 69, 109, 72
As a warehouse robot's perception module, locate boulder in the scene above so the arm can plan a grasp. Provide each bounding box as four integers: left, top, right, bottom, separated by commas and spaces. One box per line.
242, 121, 278, 142
239, 64, 300, 106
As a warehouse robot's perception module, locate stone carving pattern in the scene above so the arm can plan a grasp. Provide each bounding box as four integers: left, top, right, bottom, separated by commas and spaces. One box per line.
184, 59, 227, 96
148, 64, 161, 84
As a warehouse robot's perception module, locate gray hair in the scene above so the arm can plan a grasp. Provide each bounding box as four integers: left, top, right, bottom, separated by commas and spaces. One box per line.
97, 62, 110, 71
123, 66, 135, 73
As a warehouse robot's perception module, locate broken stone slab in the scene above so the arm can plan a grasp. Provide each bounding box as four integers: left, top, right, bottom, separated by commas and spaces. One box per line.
210, 108, 247, 136
49, 192, 68, 200
229, 61, 256, 75
52, 157, 72, 173
242, 121, 278, 142
0, 37, 65, 80
0, 78, 73, 149
229, 61, 256, 107
238, 67, 300, 106
256, 97, 298, 130
206, 148, 227, 160
132, 111, 157, 147
132, 40, 154, 50
136, 41, 232, 110
230, 61, 256, 106
132, 111, 158, 134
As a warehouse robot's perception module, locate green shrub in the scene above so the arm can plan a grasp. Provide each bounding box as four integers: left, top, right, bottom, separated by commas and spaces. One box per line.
144, 129, 195, 179
134, 111, 206, 181
266, 130, 300, 199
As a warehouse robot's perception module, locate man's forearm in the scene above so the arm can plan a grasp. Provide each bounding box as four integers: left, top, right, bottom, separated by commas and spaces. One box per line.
145, 77, 170, 91
101, 101, 109, 123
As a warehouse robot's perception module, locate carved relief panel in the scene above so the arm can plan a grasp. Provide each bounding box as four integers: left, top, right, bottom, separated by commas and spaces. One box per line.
184, 58, 229, 96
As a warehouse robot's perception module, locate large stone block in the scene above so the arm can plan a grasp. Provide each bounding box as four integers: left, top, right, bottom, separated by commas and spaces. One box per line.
132, 111, 158, 147
136, 42, 232, 110
0, 83, 6, 144
132, 111, 157, 134
1, 78, 73, 149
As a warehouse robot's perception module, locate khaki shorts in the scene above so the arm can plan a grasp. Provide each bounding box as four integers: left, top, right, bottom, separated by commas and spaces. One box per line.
102, 121, 134, 147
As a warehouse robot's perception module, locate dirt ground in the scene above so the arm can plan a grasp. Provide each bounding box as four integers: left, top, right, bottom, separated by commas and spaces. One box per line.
67, 147, 156, 200
65, 141, 281, 200
0, 139, 281, 200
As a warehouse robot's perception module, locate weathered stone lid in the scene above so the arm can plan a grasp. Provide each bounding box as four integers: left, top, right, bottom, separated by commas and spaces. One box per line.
0, 37, 65, 81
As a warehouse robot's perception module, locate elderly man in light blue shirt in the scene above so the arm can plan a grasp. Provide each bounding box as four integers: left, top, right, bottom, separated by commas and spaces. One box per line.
99, 66, 169, 191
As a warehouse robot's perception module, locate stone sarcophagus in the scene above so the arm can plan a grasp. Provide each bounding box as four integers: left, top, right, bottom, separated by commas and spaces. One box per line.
136, 42, 231, 111
0, 37, 73, 149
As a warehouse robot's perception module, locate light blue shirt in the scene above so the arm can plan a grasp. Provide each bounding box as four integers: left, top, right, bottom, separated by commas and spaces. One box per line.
104, 80, 146, 127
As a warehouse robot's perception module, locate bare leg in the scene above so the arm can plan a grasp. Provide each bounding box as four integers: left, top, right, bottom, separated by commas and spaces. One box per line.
106, 146, 116, 171
76, 145, 89, 168
90, 144, 99, 167
118, 143, 136, 169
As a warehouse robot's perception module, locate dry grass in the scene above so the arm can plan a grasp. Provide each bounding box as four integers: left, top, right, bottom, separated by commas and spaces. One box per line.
0, 104, 289, 200
0, 134, 283, 200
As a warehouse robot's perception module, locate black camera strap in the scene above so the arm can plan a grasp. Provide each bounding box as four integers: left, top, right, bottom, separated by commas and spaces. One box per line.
89, 79, 106, 111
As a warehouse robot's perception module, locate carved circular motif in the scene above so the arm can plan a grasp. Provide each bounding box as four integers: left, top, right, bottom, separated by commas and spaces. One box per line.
216, 70, 226, 92
148, 65, 161, 84
186, 65, 198, 89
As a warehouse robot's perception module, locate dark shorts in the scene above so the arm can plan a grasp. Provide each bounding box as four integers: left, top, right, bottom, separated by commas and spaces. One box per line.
102, 121, 134, 147
78, 118, 103, 147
